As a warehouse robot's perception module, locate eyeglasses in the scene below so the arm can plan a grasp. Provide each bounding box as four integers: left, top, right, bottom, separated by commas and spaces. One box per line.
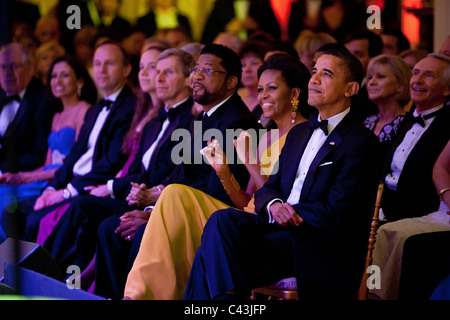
190, 67, 227, 76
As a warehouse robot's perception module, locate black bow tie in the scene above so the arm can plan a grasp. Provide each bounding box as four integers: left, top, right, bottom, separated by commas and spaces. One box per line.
2, 94, 21, 106
412, 109, 442, 127
99, 99, 113, 110
157, 107, 176, 122
307, 115, 329, 135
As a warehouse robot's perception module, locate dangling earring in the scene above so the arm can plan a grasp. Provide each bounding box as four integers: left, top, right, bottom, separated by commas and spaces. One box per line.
258, 113, 265, 124
291, 97, 299, 123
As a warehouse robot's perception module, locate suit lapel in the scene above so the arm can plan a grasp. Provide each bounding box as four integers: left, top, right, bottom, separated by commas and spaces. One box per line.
399, 106, 449, 178
299, 114, 349, 202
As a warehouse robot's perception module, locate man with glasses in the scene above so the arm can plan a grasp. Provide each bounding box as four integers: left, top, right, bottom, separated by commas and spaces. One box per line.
126, 43, 261, 209
94, 44, 260, 300
0, 43, 55, 174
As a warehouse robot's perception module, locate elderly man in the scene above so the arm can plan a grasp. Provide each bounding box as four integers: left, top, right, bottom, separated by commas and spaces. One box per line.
381, 53, 450, 222
0, 43, 54, 174
1, 41, 136, 241
370, 53, 450, 300
184, 47, 382, 300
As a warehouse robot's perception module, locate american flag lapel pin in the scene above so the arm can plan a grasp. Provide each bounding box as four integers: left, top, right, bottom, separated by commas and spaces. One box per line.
329, 141, 335, 146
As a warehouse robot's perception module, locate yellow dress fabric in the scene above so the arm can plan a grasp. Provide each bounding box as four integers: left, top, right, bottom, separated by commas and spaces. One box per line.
124, 133, 287, 300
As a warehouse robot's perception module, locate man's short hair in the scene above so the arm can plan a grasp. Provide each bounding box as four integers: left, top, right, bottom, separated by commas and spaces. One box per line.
158, 48, 196, 77
95, 40, 130, 66
0, 42, 33, 65
322, 47, 365, 86
381, 28, 411, 53
428, 53, 450, 87
344, 30, 383, 58
200, 43, 242, 82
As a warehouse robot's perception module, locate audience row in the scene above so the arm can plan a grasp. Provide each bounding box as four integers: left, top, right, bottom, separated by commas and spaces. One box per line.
0, 20, 449, 301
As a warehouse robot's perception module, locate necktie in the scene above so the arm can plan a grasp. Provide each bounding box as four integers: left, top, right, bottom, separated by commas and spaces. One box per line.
412, 109, 443, 128
99, 99, 113, 110
307, 114, 329, 135
2, 94, 21, 107
157, 108, 176, 122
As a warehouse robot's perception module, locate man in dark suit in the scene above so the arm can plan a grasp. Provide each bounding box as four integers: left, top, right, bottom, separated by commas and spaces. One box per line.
1, 41, 136, 240
38, 49, 196, 282
94, 43, 261, 299
381, 53, 450, 222
0, 43, 54, 174
184, 47, 382, 300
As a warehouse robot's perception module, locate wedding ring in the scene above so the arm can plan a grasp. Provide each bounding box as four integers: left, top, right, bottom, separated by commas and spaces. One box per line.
126, 235, 131, 241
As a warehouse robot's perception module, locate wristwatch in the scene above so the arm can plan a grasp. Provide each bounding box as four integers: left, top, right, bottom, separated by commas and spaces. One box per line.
62, 188, 71, 200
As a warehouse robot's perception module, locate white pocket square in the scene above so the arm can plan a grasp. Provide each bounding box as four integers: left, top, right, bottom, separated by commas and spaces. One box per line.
319, 161, 333, 167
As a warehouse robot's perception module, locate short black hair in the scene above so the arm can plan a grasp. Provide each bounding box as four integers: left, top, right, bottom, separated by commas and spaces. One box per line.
382, 28, 411, 53
322, 47, 364, 86
258, 53, 315, 119
200, 43, 242, 82
344, 30, 383, 58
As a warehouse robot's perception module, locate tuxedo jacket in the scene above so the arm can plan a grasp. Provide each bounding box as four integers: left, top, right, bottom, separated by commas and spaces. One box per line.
254, 112, 382, 298
48, 85, 136, 194
167, 93, 262, 206
381, 105, 450, 221
112, 97, 195, 199
0, 78, 55, 173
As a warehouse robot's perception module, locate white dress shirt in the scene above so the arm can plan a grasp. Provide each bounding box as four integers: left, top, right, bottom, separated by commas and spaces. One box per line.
385, 104, 443, 191
107, 97, 188, 197
66, 87, 123, 197
0, 89, 26, 137
266, 107, 350, 222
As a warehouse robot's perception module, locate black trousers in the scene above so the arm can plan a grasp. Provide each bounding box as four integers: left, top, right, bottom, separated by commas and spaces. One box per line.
94, 215, 146, 300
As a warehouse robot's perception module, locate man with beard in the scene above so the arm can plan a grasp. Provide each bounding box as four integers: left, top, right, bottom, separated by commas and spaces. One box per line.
94, 44, 261, 299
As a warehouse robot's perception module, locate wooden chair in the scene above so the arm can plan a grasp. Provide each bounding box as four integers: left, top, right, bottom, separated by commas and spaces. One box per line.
358, 182, 384, 300
250, 182, 385, 301
250, 277, 298, 300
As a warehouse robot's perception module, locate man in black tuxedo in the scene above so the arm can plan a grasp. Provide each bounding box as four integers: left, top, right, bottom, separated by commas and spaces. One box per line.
94, 43, 261, 299
0, 43, 54, 174
184, 47, 382, 300
37, 49, 196, 285
381, 53, 450, 222
1, 41, 136, 240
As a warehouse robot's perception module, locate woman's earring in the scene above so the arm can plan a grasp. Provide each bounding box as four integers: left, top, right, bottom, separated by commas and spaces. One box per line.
258, 114, 265, 124
291, 97, 299, 123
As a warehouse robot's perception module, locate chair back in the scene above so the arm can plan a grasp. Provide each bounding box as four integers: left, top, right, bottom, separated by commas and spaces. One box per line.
358, 182, 384, 300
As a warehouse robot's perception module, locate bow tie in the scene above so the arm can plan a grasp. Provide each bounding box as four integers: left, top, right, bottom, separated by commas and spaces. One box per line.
307, 115, 329, 135
412, 109, 442, 127
2, 94, 21, 106
157, 107, 176, 122
99, 99, 113, 110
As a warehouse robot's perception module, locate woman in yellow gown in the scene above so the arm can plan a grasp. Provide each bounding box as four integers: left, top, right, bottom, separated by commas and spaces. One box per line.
123, 53, 315, 300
